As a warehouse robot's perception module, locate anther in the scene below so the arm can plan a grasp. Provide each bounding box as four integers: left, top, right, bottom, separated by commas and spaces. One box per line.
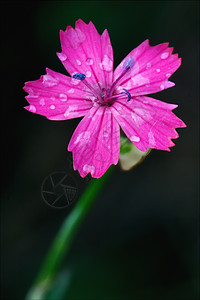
122, 56, 134, 70
73, 73, 86, 81
121, 88, 131, 101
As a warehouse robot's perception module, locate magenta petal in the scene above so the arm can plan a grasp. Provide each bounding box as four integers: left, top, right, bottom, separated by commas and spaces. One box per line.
110, 96, 186, 152
58, 19, 113, 90
114, 40, 181, 96
68, 106, 120, 178
23, 68, 93, 120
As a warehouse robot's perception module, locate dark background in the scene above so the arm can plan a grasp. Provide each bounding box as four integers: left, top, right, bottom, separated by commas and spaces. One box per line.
1, 1, 199, 299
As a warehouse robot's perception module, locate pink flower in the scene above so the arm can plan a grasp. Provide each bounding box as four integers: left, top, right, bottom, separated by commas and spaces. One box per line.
24, 19, 186, 178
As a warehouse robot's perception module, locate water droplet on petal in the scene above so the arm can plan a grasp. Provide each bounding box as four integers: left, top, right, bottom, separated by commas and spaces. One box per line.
51, 96, 55, 101
39, 98, 45, 106
90, 96, 96, 102
166, 73, 171, 78
86, 58, 93, 65
160, 84, 165, 90
86, 71, 91, 78
74, 131, 91, 145
67, 88, 74, 93
130, 135, 140, 142
161, 52, 169, 59
59, 93, 68, 101
71, 77, 80, 85
103, 131, 109, 137
83, 164, 95, 175
76, 59, 81, 65
156, 68, 160, 72
116, 85, 123, 92
29, 105, 36, 112
57, 52, 67, 61
64, 106, 73, 118
42, 74, 59, 87
101, 54, 113, 71
146, 62, 151, 69
50, 105, 55, 110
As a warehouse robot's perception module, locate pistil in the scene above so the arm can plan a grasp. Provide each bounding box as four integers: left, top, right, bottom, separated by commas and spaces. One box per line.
73, 61, 133, 106
73, 73, 102, 101
109, 56, 134, 97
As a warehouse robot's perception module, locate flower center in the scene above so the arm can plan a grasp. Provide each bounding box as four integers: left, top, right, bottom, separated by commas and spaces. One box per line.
72, 56, 134, 106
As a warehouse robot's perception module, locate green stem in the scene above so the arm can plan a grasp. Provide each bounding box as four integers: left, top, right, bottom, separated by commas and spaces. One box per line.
25, 165, 114, 300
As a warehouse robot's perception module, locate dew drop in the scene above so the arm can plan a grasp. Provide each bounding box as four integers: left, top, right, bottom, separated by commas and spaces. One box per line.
161, 52, 169, 59
64, 106, 72, 118
42, 74, 59, 87
166, 73, 171, 78
86, 58, 93, 65
39, 98, 45, 106
146, 62, 151, 69
130, 135, 140, 142
51, 96, 55, 101
71, 77, 80, 85
50, 105, 55, 110
76, 59, 81, 65
29, 105, 36, 113
67, 88, 74, 93
90, 96, 96, 102
83, 164, 95, 174
59, 93, 68, 101
74, 131, 90, 144
131, 112, 143, 125
160, 84, 165, 90
156, 68, 160, 72
86, 71, 92, 78
57, 52, 67, 62
101, 54, 113, 71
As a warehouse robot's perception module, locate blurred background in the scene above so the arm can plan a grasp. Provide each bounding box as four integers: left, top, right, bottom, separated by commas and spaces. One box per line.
1, 1, 199, 299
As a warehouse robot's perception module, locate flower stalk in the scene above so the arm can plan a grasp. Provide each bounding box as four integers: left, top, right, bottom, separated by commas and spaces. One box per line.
25, 165, 114, 300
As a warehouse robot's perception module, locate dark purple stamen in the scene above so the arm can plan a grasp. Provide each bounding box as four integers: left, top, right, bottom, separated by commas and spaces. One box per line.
72, 73, 101, 101
121, 88, 131, 101
73, 73, 86, 81
109, 56, 134, 97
